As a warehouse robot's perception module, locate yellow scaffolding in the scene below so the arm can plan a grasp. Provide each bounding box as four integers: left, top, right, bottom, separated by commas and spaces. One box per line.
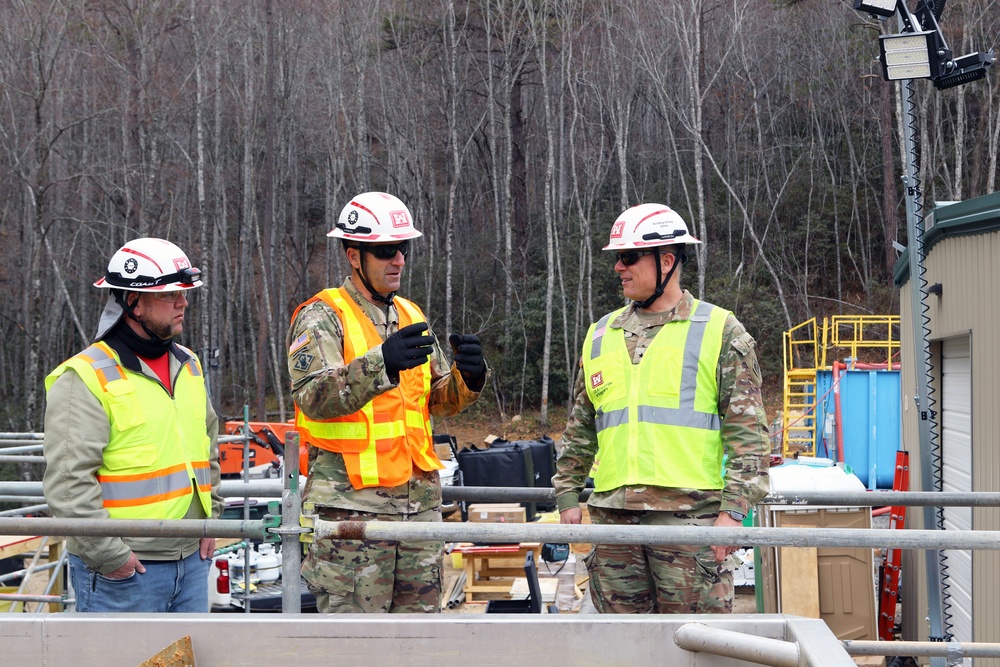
780, 315, 900, 458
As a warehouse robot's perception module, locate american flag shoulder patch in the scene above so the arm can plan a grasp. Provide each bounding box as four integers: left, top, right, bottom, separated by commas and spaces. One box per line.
289, 330, 310, 355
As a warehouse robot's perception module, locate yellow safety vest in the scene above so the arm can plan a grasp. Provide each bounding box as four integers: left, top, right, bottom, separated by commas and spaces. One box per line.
582, 300, 729, 492
292, 287, 439, 490
45, 341, 213, 519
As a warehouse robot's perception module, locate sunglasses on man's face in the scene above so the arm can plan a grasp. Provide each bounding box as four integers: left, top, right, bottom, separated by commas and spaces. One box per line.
615, 249, 657, 266
366, 241, 411, 260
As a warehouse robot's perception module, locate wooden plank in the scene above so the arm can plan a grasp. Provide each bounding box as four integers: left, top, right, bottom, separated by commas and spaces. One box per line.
779, 546, 820, 618
0, 535, 44, 560
510, 577, 558, 602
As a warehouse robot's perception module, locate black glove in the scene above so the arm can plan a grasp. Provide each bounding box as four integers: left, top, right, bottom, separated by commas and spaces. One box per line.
449, 333, 486, 386
382, 322, 435, 376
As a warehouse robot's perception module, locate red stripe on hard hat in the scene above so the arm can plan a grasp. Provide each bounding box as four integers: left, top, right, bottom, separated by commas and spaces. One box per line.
349, 200, 381, 226
633, 207, 672, 232
121, 247, 164, 273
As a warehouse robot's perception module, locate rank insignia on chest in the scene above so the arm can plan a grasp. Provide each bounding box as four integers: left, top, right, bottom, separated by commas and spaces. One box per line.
590, 371, 603, 389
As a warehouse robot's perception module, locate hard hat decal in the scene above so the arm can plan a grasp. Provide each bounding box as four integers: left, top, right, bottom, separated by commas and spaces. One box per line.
390, 210, 410, 228
173, 257, 191, 271
610, 220, 625, 239
123, 258, 138, 274
348, 210, 359, 225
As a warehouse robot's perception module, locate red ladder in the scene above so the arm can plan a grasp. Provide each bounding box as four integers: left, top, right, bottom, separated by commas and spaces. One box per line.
878, 450, 909, 641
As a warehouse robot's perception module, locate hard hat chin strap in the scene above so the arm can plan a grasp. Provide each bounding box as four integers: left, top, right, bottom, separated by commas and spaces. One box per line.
113, 289, 169, 345
634, 247, 680, 310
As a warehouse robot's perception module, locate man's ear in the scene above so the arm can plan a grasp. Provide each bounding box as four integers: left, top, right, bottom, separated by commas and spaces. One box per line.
346, 246, 361, 270
661, 249, 677, 272
128, 292, 144, 317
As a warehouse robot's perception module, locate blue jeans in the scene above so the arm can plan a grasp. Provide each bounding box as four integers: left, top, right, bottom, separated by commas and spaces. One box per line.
70, 551, 210, 612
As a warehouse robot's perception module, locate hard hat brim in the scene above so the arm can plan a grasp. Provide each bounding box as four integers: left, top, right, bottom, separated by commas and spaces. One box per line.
326, 229, 423, 242
93, 278, 204, 291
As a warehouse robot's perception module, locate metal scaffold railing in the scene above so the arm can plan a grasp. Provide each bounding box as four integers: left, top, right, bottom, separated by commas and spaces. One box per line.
5, 427, 1000, 663
3, 491, 1000, 662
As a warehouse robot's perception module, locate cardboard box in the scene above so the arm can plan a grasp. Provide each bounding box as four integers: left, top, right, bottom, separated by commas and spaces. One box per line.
468, 503, 526, 523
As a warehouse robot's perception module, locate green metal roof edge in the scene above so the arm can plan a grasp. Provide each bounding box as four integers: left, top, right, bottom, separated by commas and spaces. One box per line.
893, 191, 1000, 287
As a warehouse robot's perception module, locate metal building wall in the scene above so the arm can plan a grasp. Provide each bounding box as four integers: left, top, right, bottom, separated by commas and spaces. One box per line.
898, 221, 1000, 663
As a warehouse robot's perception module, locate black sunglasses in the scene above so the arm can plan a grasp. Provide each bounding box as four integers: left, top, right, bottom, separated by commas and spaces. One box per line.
615, 249, 657, 266
365, 241, 411, 260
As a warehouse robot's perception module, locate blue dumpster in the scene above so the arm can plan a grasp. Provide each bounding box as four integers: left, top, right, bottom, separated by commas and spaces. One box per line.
815, 368, 901, 489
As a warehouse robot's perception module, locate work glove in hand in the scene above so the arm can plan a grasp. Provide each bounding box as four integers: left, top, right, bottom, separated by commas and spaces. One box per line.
449, 333, 486, 385
382, 322, 435, 376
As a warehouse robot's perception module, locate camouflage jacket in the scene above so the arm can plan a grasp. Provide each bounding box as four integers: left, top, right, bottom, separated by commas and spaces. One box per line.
287, 277, 484, 515
552, 290, 770, 518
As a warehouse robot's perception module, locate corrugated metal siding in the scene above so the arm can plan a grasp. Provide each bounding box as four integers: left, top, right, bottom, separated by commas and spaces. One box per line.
898, 230, 1000, 661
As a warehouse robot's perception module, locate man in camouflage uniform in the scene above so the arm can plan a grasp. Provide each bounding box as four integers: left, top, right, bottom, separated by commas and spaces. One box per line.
288, 192, 486, 613
553, 203, 770, 614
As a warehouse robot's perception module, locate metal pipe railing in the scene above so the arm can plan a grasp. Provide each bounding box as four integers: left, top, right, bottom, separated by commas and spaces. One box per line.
844, 640, 1000, 659
32, 544, 69, 613
675, 622, 800, 667
0, 593, 68, 604
5, 481, 1000, 508
0, 455, 45, 464
304, 519, 1000, 551
0, 496, 46, 504
0, 517, 263, 539
4, 515, 1000, 551
0, 559, 59, 584
279, 431, 303, 613
0, 444, 43, 455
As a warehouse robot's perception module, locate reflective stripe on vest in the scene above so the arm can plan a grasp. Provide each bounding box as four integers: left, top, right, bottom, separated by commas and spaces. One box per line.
45, 341, 213, 519
582, 300, 728, 492
99, 461, 212, 508
292, 287, 438, 489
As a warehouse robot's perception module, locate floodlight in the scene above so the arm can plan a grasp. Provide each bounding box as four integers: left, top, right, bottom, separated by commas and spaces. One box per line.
879, 31, 937, 80
853, 0, 898, 18
934, 50, 995, 89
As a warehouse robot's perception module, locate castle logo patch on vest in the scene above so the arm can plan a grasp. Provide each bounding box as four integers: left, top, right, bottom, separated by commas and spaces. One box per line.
590, 371, 604, 389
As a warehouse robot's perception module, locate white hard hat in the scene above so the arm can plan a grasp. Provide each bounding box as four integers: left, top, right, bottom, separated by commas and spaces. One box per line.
603, 203, 701, 251
328, 192, 423, 243
94, 238, 203, 292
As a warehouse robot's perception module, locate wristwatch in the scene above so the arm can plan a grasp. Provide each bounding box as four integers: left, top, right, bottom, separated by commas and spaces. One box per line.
725, 510, 746, 522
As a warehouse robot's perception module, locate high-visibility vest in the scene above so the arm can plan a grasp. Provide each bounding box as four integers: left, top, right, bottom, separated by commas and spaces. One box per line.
45, 341, 213, 519
292, 287, 440, 490
582, 300, 729, 492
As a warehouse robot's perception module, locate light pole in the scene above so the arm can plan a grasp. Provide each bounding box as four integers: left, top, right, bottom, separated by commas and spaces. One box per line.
853, 0, 993, 659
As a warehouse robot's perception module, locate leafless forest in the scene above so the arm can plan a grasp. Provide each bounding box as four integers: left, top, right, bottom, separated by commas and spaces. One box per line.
1, 0, 998, 435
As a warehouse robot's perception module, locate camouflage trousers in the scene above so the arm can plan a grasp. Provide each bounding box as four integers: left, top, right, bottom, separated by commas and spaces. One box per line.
301, 506, 443, 613
585, 506, 734, 614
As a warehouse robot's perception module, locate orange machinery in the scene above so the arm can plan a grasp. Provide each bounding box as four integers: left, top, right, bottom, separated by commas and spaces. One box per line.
220, 421, 309, 477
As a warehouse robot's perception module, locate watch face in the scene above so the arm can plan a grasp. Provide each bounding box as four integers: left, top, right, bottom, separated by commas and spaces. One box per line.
727, 511, 746, 521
